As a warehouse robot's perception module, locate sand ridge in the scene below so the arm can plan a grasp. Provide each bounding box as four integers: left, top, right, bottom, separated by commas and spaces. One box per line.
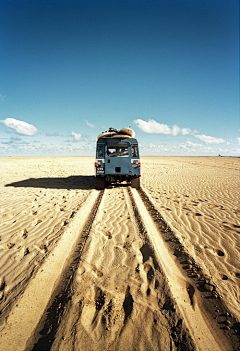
36, 187, 192, 351
141, 157, 240, 319
0, 156, 239, 350
0, 157, 94, 318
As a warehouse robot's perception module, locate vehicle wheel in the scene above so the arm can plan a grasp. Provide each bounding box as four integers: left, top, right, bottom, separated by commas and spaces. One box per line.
131, 177, 140, 189
96, 177, 105, 190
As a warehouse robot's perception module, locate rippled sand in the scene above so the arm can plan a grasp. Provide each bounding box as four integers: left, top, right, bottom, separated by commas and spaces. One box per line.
0, 156, 239, 350
141, 156, 240, 318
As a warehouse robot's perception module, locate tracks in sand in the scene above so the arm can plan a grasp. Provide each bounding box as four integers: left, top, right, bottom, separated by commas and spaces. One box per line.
0, 186, 239, 351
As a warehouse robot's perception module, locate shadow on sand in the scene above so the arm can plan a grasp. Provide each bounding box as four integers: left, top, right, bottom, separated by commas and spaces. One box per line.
5, 176, 96, 190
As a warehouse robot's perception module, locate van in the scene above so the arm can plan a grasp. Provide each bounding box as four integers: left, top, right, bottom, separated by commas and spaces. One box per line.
95, 135, 141, 189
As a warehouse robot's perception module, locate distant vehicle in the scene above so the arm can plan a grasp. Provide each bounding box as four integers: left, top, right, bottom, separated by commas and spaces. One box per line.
95, 127, 141, 189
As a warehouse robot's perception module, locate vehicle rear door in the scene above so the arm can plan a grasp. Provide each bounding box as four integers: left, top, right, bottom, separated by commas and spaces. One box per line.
105, 141, 131, 175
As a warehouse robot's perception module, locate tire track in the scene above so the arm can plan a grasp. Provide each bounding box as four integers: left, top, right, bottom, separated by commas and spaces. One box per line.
29, 189, 104, 351
49, 187, 192, 351
137, 186, 240, 347
1, 186, 239, 351
27, 187, 194, 351
131, 188, 239, 351
0, 188, 91, 323
0, 190, 102, 351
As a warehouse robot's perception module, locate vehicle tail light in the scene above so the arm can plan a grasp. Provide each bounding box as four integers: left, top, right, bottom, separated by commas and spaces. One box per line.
138, 161, 141, 167
94, 161, 98, 167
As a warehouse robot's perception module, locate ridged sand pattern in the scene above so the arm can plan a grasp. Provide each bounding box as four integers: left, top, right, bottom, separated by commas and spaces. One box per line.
141, 157, 240, 318
49, 187, 192, 351
0, 156, 239, 351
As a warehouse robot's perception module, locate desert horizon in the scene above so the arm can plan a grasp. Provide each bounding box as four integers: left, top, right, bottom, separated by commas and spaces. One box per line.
0, 156, 239, 350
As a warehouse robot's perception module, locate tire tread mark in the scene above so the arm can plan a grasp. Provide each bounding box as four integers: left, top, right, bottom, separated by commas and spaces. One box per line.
30, 190, 104, 351
127, 187, 195, 351
137, 187, 240, 349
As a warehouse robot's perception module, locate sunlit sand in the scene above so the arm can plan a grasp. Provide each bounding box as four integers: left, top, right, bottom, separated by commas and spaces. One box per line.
0, 156, 239, 350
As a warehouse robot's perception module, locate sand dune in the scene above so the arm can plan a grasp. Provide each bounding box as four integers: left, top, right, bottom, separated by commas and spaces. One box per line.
0, 156, 239, 351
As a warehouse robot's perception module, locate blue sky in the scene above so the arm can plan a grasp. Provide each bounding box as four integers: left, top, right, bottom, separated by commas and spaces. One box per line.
0, 0, 239, 156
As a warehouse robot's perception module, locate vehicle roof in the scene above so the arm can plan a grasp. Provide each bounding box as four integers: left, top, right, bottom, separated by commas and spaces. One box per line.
97, 137, 138, 144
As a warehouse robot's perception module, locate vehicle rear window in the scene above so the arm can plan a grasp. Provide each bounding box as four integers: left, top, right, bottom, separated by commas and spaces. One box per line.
132, 145, 138, 157
107, 144, 129, 157
97, 145, 104, 157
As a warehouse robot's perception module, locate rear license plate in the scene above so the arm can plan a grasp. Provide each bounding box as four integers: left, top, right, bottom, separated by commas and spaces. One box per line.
97, 167, 104, 174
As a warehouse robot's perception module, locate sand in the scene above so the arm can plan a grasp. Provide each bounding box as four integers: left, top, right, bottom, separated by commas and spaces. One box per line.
0, 156, 239, 351
141, 157, 240, 317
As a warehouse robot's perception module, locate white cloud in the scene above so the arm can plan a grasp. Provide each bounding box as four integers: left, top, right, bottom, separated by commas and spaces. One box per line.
71, 131, 81, 141
134, 119, 195, 136
176, 141, 229, 155
237, 137, 240, 144
194, 134, 225, 144
134, 119, 171, 134
0, 118, 37, 136
0, 135, 95, 156
149, 143, 169, 151
0, 137, 29, 145
184, 141, 203, 148
182, 128, 195, 135
85, 119, 96, 128
172, 125, 181, 136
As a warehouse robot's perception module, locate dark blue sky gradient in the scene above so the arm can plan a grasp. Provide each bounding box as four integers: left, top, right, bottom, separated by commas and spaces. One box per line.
0, 0, 239, 155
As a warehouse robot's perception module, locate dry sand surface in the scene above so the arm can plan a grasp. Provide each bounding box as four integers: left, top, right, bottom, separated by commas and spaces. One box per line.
0, 156, 239, 351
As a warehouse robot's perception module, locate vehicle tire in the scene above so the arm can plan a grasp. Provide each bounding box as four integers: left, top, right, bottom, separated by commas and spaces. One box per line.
96, 177, 105, 190
131, 177, 140, 189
